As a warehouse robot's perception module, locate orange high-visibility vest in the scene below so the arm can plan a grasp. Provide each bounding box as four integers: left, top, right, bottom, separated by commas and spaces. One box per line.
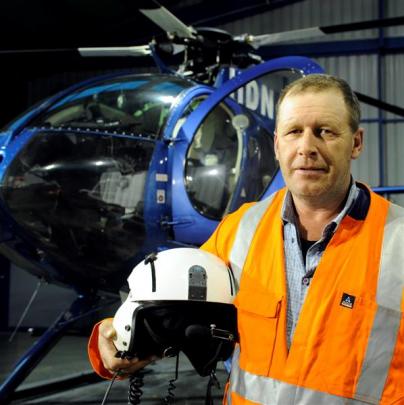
201, 185, 404, 404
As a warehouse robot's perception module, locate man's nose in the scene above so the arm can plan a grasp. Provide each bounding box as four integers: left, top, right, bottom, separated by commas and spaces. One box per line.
297, 129, 318, 156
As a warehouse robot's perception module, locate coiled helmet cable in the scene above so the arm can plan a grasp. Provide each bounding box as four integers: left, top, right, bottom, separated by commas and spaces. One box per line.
99, 351, 222, 404
99, 354, 180, 405
163, 353, 179, 404
128, 371, 146, 404
99, 369, 146, 405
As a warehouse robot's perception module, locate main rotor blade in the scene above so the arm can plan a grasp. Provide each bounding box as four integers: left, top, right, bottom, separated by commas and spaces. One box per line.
355, 92, 404, 118
0, 48, 74, 55
78, 45, 151, 57
239, 27, 325, 48
140, 0, 196, 39
243, 15, 404, 48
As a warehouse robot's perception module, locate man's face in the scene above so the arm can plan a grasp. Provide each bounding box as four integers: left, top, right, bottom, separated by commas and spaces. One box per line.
274, 89, 363, 204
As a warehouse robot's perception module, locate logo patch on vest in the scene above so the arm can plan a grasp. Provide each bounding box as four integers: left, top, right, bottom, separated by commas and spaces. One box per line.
340, 293, 356, 309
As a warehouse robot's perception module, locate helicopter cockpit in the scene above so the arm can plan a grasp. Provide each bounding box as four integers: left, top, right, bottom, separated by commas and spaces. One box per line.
184, 104, 277, 221
0, 74, 199, 291
30, 74, 194, 137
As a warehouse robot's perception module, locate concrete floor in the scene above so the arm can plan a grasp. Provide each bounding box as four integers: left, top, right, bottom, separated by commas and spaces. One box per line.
0, 332, 228, 404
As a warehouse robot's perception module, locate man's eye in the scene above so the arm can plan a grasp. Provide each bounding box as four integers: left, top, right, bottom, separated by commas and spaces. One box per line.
318, 128, 333, 136
287, 129, 301, 135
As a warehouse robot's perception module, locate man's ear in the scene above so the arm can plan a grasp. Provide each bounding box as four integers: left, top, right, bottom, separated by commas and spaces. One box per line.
351, 128, 364, 160
274, 131, 279, 160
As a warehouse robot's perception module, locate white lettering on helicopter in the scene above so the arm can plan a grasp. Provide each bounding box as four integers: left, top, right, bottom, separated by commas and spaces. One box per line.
228, 70, 275, 120
260, 84, 275, 120
246, 81, 259, 111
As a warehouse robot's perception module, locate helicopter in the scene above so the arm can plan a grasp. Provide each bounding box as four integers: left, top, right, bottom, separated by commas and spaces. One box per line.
1, 1, 404, 403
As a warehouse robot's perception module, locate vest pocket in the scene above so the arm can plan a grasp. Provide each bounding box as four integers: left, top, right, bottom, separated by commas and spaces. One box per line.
291, 290, 381, 396
234, 289, 282, 376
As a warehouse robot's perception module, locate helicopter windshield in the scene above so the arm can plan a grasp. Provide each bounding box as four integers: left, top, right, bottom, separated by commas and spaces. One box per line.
29, 74, 194, 138
0, 129, 157, 291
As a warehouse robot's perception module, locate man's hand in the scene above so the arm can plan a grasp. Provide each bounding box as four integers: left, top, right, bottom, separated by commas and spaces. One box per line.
98, 318, 157, 377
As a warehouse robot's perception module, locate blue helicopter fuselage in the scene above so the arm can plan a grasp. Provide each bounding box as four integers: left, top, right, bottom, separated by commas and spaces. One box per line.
0, 56, 324, 294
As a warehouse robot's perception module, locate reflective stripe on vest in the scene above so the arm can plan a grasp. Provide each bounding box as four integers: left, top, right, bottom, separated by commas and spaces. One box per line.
228, 346, 370, 405
227, 191, 404, 404
355, 203, 404, 401
229, 194, 275, 285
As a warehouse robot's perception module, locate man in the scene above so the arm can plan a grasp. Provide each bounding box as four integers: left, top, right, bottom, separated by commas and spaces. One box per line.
88, 74, 404, 404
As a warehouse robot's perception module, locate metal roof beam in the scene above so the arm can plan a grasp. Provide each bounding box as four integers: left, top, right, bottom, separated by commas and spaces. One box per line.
258, 36, 404, 58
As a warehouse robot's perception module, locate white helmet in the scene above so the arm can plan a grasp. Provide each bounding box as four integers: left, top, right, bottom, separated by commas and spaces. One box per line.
113, 247, 238, 376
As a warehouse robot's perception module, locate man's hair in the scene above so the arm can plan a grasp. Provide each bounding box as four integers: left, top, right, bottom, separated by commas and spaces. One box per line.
276, 74, 361, 132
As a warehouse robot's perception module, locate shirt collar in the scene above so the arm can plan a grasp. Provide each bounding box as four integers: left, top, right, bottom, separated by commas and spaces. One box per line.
281, 180, 359, 238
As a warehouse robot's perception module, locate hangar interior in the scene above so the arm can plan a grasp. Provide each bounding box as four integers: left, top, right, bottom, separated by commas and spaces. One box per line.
218, 0, 404, 204
1, 0, 404, 403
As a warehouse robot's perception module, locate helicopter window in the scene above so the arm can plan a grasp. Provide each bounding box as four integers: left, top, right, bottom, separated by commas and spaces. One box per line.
185, 101, 238, 220
1, 130, 157, 291
228, 117, 278, 209
185, 69, 303, 220
172, 96, 207, 139
29, 75, 193, 138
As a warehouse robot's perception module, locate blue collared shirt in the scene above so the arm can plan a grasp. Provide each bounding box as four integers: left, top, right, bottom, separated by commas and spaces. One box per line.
281, 182, 359, 348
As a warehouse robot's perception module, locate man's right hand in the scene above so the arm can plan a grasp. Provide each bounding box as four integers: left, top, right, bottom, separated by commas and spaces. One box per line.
98, 318, 158, 377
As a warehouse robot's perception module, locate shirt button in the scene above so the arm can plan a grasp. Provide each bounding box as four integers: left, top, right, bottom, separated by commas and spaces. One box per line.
302, 277, 310, 286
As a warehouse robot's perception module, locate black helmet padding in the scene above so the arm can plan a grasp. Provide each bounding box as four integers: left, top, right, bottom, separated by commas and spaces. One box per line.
127, 301, 238, 376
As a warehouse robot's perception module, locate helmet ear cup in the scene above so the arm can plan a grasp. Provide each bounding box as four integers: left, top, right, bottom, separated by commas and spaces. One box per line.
181, 304, 237, 376
182, 330, 227, 377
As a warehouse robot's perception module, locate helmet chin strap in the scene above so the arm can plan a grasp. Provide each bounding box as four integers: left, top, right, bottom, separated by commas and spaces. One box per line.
205, 367, 221, 405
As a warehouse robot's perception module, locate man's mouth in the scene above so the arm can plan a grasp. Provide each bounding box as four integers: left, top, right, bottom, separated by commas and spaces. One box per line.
296, 166, 325, 170
294, 167, 327, 173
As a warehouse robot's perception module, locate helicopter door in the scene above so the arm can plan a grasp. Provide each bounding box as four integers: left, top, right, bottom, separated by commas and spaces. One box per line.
171, 56, 324, 245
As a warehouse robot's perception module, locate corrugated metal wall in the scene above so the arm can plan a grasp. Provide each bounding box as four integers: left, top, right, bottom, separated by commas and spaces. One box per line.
315, 55, 380, 187
219, 0, 404, 205
220, 0, 379, 40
